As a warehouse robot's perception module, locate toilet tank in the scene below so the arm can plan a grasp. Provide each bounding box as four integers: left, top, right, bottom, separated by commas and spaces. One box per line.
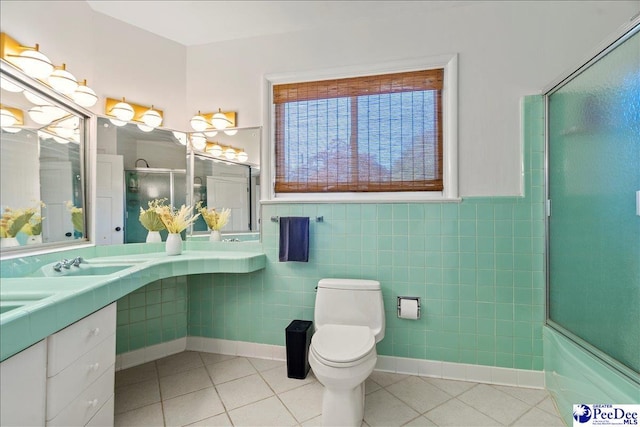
314, 278, 385, 342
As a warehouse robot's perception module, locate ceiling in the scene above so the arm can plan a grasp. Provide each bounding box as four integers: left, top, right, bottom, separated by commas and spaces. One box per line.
85, 1, 475, 46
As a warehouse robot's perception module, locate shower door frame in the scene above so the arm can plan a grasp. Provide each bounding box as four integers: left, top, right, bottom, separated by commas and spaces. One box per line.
543, 17, 640, 382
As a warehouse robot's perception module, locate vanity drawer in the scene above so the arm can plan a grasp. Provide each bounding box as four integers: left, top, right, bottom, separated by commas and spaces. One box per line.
46, 364, 114, 427
48, 304, 116, 376
85, 394, 114, 427
46, 334, 115, 420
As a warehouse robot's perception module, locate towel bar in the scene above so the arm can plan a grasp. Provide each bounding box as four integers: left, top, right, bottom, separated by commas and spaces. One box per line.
271, 216, 323, 223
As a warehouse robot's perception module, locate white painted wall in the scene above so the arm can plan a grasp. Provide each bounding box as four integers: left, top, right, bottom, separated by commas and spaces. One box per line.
185, 1, 639, 196
2, 1, 638, 196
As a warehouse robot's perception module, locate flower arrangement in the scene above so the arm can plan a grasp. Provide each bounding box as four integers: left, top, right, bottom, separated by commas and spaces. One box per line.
66, 201, 83, 234
22, 214, 45, 236
196, 202, 231, 231
156, 204, 200, 234
139, 198, 168, 232
0, 202, 44, 238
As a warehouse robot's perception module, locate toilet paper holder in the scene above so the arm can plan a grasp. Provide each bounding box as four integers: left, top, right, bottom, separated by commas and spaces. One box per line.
397, 296, 421, 319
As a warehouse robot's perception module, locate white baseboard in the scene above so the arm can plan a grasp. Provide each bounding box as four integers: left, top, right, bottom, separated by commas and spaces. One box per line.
115, 337, 545, 389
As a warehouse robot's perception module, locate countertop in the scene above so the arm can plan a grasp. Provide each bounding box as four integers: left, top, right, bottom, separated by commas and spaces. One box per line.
0, 247, 266, 361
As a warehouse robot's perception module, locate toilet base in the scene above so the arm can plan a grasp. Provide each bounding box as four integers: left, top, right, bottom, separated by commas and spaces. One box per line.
321, 382, 365, 427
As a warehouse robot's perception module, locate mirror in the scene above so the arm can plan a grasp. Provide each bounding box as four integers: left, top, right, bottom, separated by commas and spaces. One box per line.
96, 117, 187, 244
187, 126, 261, 238
1, 66, 87, 254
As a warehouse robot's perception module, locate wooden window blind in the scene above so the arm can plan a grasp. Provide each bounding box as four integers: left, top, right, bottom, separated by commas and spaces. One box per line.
273, 68, 444, 193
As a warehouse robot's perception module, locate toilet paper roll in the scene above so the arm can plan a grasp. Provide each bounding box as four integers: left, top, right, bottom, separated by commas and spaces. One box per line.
399, 298, 419, 320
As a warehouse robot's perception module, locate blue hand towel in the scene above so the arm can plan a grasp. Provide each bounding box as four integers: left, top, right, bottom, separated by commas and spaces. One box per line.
279, 217, 309, 262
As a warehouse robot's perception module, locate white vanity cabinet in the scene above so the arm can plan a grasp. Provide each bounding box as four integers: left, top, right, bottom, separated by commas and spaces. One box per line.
0, 340, 47, 426
46, 303, 116, 427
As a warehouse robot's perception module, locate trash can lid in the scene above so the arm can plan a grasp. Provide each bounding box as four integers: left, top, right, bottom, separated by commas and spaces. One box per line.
286, 320, 313, 332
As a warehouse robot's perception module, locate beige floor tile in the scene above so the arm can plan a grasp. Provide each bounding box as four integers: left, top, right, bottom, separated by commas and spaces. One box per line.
114, 403, 164, 427
512, 406, 566, 427
156, 351, 204, 377
402, 415, 437, 426
365, 377, 382, 394
423, 377, 476, 397
228, 396, 298, 426
260, 364, 316, 394
424, 398, 502, 426
493, 384, 550, 406
115, 362, 157, 388
198, 352, 237, 365
114, 378, 160, 414
300, 414, 323, 426
537, 396, 562, 416
185, 412, 233, 426
159, 366, 213, 400
369, 371, 409, 387
216, 373, 274, 410
279, 381, 324, 422
387, 376, 454, 413
247, 356, 286, 372
205, 357, 257, 384
364, 389, 420, 427
163, 387, 225, 427
458, 383, 530, 425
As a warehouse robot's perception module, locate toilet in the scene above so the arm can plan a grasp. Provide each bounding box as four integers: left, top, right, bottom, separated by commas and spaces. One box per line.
309, 278, 385, 427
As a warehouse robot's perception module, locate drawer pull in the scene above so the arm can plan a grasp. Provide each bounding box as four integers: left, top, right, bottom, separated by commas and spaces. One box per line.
89, 327, 100, 336
89, 362, 100, 372
88, 398, 99, 408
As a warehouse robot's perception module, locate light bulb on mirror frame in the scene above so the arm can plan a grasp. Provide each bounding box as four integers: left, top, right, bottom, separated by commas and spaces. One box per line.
0, 76, 23, 93
190, 113, 208, 132
236, 150, 248, 162
11, 44, 54, 79
223, 129, 238, 136
191, 133, 206, 150
224, 147, 236, 160
109, 118, 127, 127
111, 99, 134, 122
47, 64, 78, 95
208, 144, 222, 157
141, 106, 162, 128
137, 123, 154, 132
71, 80, 98, 108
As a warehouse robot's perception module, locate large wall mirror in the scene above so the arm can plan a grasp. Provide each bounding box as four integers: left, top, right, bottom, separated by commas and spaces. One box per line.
187, 126, 261, 238
1, 64, 88, 255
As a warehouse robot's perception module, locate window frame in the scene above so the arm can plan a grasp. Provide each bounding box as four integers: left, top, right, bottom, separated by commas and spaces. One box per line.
262, 54, 459, 203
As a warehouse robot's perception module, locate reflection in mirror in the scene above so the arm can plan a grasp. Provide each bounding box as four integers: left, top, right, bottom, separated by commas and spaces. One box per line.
1, 66, 87, 254
188, 126, 261, 238
96, 117, 187, 244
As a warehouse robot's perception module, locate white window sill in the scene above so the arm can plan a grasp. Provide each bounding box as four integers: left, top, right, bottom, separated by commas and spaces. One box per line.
261, 193, 462, 204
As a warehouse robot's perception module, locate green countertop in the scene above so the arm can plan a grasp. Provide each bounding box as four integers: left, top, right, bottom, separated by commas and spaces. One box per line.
0, 246, 266, 361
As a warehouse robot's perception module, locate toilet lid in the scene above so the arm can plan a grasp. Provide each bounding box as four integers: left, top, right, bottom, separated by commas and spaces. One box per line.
312, 325, 375, 363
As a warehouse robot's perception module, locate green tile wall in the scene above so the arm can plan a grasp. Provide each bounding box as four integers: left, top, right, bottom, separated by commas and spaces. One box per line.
186, 95, 546, 371
116, 275, 188, 353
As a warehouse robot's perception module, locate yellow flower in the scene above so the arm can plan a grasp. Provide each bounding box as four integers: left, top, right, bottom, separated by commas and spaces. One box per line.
196, 202, 231, 231
1, 202, 44, 238
139, 198, 168, 231
66, 201, 84, 233
156, 204, 200, 234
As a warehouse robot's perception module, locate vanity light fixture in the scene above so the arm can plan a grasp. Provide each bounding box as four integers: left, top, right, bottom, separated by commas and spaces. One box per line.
105, 97, 164, 129
203, 142, 248, 162
47, 64, 78, 95
189, 109, 237, 132
1, 32, 54, 80
71, 80, 98, 108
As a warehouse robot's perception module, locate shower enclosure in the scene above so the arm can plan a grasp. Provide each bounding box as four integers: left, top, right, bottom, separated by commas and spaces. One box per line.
545, 21, 639, 383
124, 168, 186, 243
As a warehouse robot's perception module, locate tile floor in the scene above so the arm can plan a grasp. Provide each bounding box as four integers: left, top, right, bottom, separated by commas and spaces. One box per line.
114, 351, 566, 427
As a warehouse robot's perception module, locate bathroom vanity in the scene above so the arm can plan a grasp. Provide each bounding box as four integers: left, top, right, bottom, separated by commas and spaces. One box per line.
0, 242, 266, 426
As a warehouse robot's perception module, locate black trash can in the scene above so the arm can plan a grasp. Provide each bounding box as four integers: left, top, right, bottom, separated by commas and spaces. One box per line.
285, 320, 313, 379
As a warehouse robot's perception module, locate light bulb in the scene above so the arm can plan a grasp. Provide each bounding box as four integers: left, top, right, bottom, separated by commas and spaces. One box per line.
48, 64, 78, 95
191, 133, 206, 150
24, 91, 48, 105
190, 113, 208, 132
224, 148, 236, 160
12, 46, 54, 79
142, 107, 162, 128
224, 129, 238, 136
204, 130, 218, 137
208, 144, 222, 156
2, 127, 22, 134
111, 100, 134, 122
0, 77, 23, 93
237, 150, 248, 162
109, 118, 127, 127
0, 109, 17, 127
137, 123, 154, 132
211, 110, 231, 129
28, 106, 52, 125
71, 83, 98, 107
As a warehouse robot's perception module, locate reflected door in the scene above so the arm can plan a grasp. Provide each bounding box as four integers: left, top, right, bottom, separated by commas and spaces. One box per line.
206, 176, 249, 231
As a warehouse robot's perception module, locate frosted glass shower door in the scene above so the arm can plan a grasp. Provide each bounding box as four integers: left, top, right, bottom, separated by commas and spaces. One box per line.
547, 28, 639, 376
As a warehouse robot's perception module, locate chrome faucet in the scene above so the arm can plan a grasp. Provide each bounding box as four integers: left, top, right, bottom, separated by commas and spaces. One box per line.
72, 256, 83, 267
61, 259, 72, 269
53, 262, 63, 272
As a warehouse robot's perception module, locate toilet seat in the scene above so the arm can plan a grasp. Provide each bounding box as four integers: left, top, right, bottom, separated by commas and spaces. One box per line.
311, 324, 375, 367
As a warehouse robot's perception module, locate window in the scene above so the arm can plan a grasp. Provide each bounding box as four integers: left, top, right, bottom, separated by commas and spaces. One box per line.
274, 69, 443, 194
266, 56, 458, 201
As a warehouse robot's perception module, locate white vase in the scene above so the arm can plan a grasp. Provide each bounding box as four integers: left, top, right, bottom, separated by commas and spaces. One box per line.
210, 230, 221, 241
0, 237, 20, 248
165, 233, 182, 256
27, 235, 43, 245
146, 230, 162, 243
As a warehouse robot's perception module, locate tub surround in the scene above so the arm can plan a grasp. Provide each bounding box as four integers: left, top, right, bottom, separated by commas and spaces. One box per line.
0, 242, 266, 361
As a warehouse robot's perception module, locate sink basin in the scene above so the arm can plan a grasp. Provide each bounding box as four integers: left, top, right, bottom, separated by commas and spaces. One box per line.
0, 292, 55, 315
27, 263, 136, 278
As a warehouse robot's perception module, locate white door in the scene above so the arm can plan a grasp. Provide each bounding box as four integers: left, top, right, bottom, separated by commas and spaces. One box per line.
96, 154, 124, 245
40, 161, 74, 242
206, 176, 249, 231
